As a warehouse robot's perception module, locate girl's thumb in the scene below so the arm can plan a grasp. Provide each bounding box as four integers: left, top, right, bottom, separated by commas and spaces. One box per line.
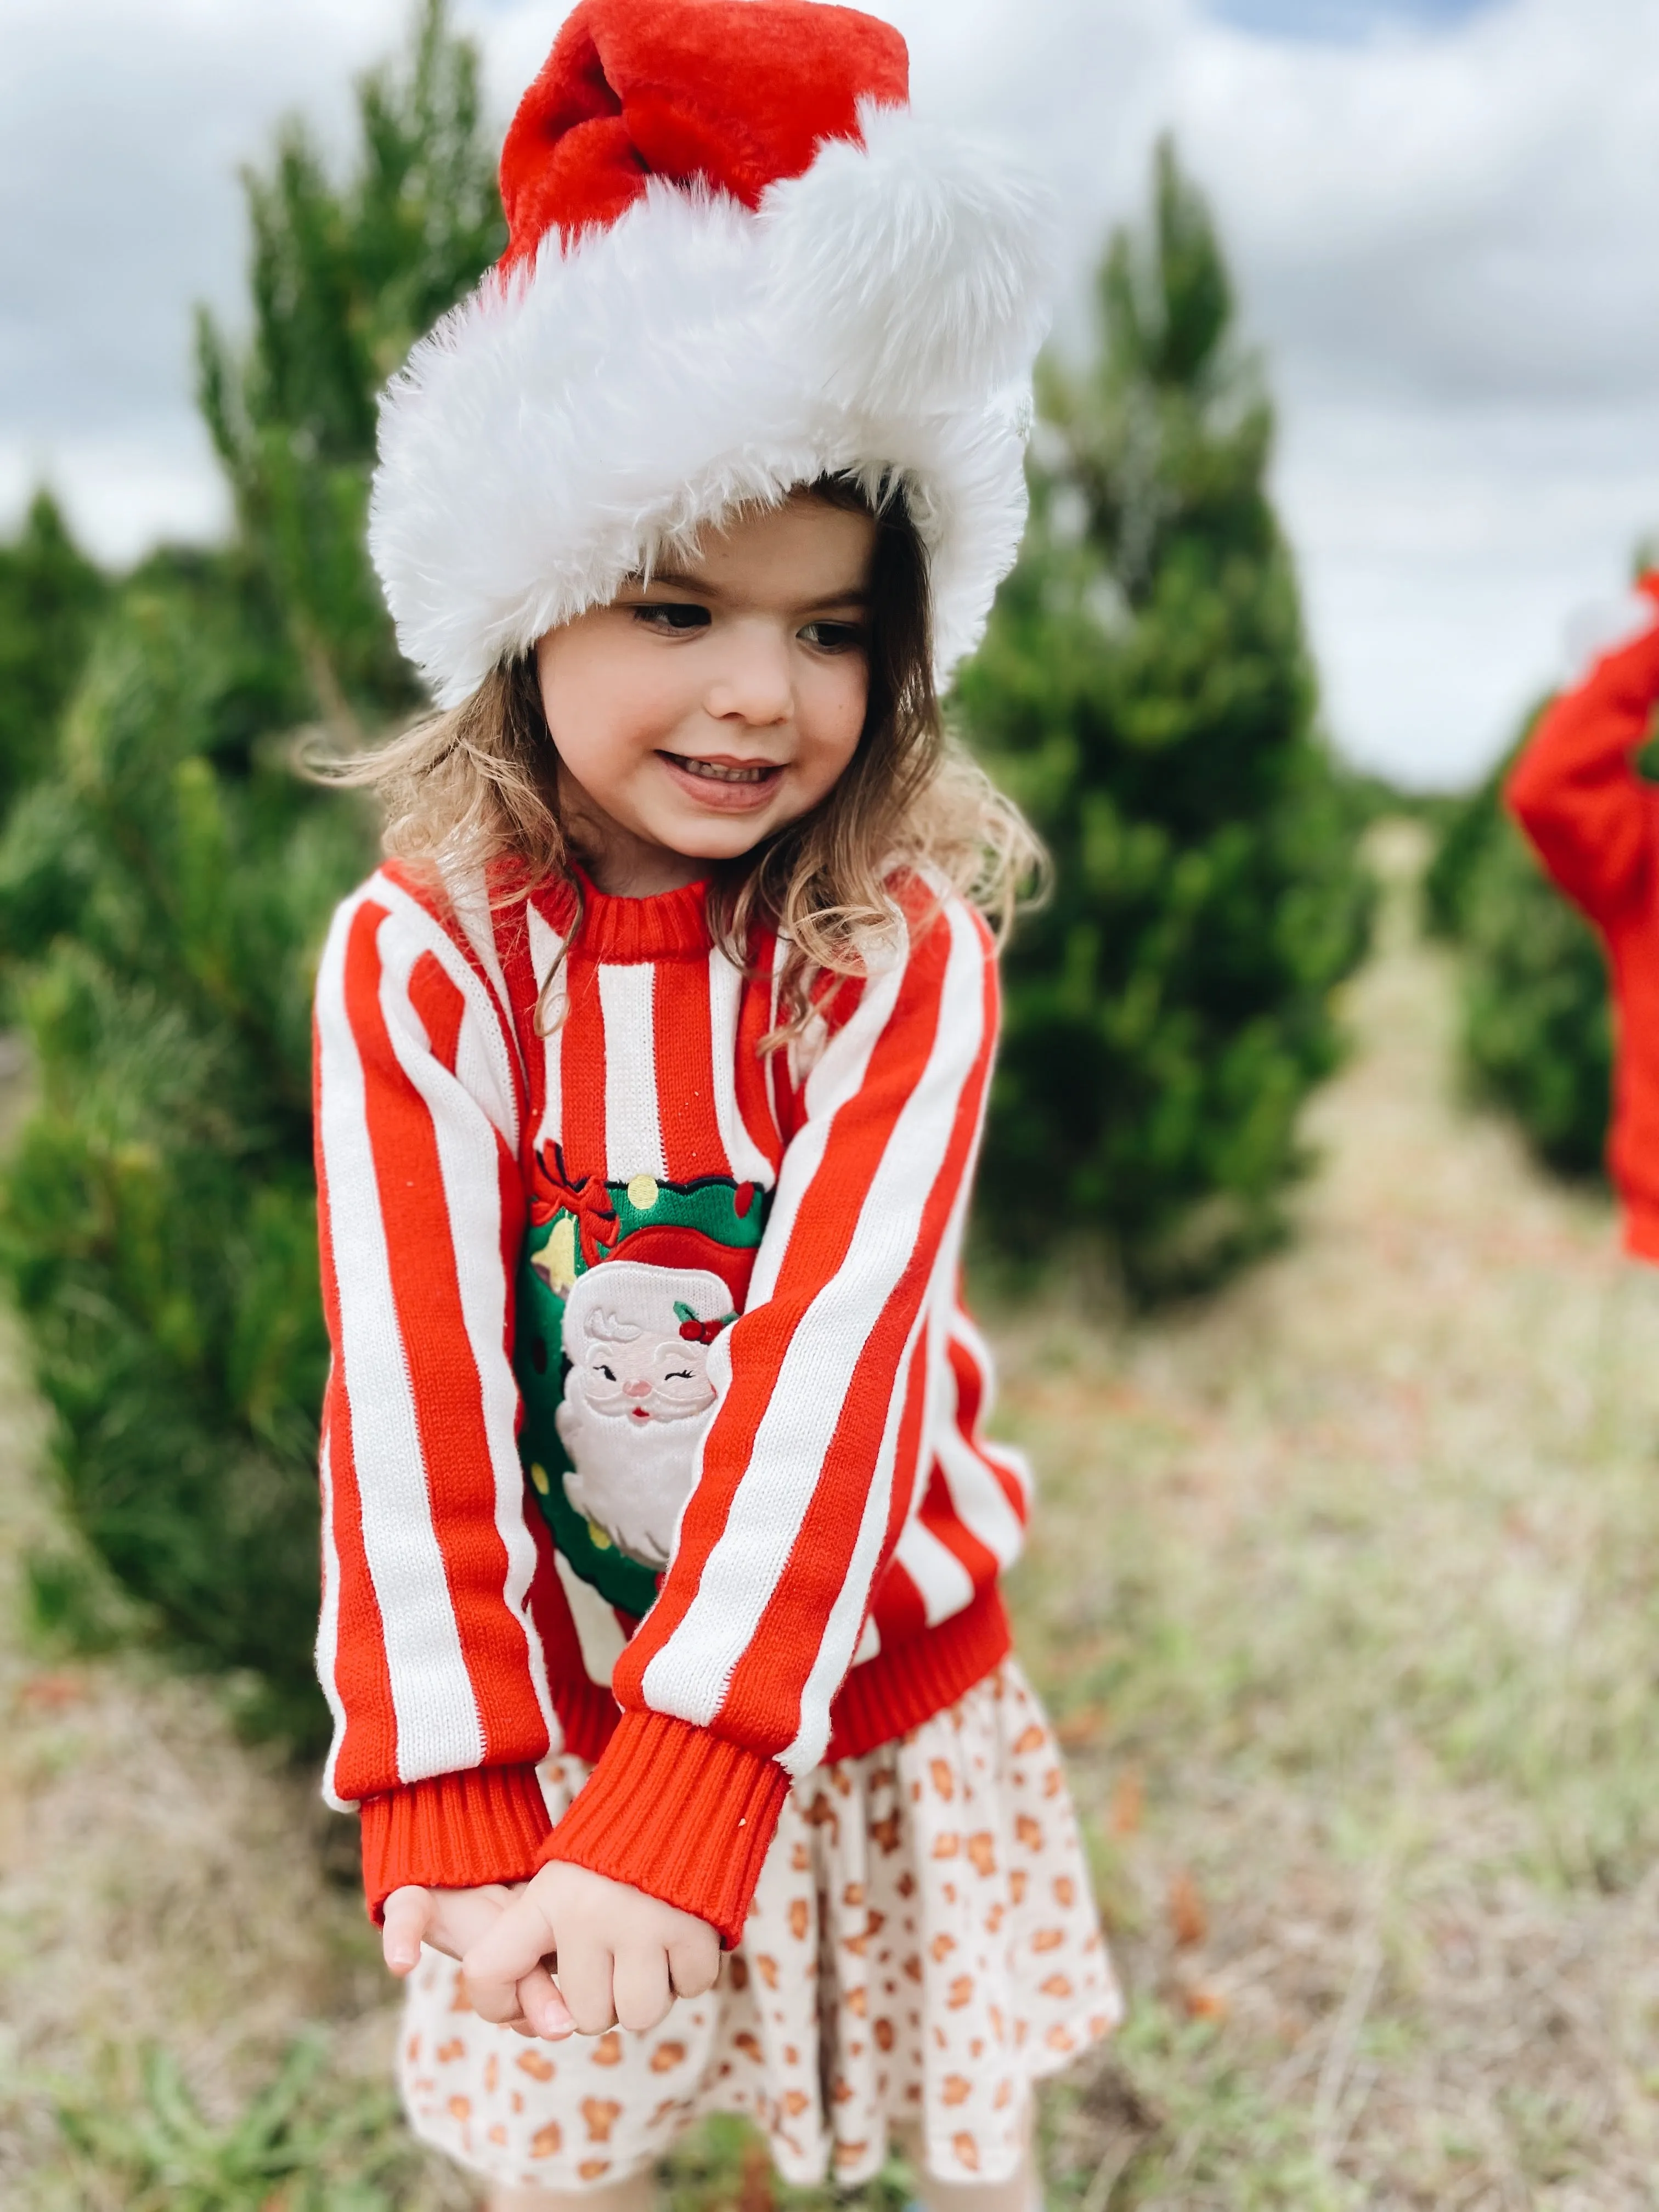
381, 1886, 432, 1976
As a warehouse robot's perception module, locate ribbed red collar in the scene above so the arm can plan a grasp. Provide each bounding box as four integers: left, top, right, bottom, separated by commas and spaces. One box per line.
529, 866, 715, 963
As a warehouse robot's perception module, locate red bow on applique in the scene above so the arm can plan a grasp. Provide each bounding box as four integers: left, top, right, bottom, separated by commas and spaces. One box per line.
528, 1143, 618, 1267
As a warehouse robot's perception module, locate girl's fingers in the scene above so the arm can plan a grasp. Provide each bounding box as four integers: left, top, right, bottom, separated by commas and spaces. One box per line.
516, 1962, 574, 2040
462, 1895, 558, 2025
665, 1928, 721, 2001
381, 1887, 432, 1977
554, 1936, 618, 2037
424, 1885, 513, 1965
611, 1943, 672, 2035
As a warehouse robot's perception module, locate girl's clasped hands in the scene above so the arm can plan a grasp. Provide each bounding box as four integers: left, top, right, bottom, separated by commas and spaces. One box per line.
381, 1866, 720, 2041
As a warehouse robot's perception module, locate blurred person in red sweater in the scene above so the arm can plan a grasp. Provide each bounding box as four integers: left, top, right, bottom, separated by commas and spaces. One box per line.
1508, 575, 1659, 1260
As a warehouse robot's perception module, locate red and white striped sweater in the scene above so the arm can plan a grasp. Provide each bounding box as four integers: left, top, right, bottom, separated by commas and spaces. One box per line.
313, 860, 1030, 1943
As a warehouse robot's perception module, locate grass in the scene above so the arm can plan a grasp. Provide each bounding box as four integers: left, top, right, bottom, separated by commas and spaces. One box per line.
5, 824, 1659, 2205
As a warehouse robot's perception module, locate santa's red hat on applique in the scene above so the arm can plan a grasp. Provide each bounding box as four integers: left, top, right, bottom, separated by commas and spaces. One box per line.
369, 0, 1056, 708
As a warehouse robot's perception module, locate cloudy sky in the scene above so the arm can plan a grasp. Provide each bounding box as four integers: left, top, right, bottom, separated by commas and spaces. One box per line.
5, 0, 1658, 787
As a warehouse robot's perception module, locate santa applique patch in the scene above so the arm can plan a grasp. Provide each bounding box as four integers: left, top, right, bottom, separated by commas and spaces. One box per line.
513, 1144, 768, 1613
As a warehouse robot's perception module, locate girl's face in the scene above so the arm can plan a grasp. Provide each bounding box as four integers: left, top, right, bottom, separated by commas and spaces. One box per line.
536, 490, 878, 896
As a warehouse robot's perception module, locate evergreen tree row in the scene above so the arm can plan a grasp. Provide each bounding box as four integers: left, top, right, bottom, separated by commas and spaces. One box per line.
0, 9, 1371, 1735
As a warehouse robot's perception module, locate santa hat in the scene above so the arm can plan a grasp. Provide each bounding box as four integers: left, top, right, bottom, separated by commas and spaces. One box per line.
368, 0, 1056, 708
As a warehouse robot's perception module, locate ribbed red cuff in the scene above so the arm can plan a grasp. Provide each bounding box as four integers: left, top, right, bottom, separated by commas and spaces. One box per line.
358, 1763, 553, 1923
827, 1584, 1011, 1762
535, 1712, 789, 1948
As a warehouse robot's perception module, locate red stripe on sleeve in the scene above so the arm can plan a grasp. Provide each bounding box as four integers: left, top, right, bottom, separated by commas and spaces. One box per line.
653, 957, 724, 1180
946, 1333, 1025, 1520
408, 951, 465, 1074
343, 904, 547, 1766
917, 1460, 1001, 1589
871, 1551, 929, 1646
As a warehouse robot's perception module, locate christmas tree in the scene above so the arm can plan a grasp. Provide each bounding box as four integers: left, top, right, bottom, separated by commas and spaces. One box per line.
0, 0, 501, 1740
0, 490, 108, 836
1424, 716, 1612, 1178
961, 141, 1373, 1295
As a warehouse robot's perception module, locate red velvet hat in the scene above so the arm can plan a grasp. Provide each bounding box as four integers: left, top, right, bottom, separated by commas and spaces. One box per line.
370, 0, 1055, 708
498, 0, 909, 256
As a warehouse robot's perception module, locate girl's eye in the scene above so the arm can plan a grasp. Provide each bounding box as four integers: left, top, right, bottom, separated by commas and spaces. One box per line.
635, 602, 711, 633
800, 619, 866, 653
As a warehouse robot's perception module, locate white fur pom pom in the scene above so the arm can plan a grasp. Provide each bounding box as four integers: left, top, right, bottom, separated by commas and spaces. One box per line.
759, 101, 1059, 416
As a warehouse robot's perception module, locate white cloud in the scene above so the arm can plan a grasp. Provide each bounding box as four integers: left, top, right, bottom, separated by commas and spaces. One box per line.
4, 0, 1657, 785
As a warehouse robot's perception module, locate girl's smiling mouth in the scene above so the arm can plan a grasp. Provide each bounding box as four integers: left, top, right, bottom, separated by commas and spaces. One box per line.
658, 752, 785, 809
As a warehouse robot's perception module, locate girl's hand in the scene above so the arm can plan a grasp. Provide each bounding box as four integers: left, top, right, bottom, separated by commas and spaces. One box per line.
381, 1883, 576, 2040
461, 1861, 720, 2039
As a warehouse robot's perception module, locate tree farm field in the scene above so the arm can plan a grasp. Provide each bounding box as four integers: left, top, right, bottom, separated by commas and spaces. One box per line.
5, 826, 1659, 2208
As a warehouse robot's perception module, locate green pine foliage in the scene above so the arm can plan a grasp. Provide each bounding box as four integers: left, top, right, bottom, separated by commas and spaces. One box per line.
0, 1, 500, 1740
1424, 719, 1612, 1180
0, 490, 109, 828
196, 0, 503, 737
960, 142, 1373, 1296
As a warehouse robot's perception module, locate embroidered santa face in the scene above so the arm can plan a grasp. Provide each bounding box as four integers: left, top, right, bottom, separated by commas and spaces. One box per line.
572, 1302, 717, 1423
555, 1259, 738, 1571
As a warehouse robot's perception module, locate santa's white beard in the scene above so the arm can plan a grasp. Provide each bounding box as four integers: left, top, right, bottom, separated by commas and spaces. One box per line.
555, 1392, 713, 1571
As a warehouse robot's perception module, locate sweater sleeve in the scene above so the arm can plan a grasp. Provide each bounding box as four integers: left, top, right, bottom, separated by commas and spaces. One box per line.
313, 872, 558, 1918
538, 890, 999, 1944
1506, 577, 1659, 925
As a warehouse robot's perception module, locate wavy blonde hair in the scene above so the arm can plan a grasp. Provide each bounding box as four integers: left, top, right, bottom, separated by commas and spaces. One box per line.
324, 478, 1044, 1037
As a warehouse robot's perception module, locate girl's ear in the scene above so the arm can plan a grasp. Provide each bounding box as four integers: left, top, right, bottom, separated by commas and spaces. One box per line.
760, 101, 1059, 417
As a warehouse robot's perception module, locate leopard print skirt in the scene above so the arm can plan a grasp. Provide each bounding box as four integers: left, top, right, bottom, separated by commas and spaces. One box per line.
398, 1661, 1121, 2191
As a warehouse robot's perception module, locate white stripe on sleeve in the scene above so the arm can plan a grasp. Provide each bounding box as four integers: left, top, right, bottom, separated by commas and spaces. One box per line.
379, 924, 558, 1754
893, 1513, 978, 1624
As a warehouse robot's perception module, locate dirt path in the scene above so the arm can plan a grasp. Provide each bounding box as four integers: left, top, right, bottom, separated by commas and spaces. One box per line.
3, 828, 1658, 2207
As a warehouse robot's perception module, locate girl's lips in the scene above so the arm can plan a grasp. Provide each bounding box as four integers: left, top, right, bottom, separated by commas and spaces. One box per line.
658, 751, 784, 813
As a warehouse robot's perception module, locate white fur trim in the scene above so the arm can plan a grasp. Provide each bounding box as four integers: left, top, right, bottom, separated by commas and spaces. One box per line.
369, 106, 1057, 706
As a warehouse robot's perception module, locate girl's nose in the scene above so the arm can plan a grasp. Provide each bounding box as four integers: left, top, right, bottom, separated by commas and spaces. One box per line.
704, 622, 792, 726
623, 1378, 653, 1400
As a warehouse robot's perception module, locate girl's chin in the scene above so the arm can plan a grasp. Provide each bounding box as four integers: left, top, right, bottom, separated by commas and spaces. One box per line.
643, 802, 793, 860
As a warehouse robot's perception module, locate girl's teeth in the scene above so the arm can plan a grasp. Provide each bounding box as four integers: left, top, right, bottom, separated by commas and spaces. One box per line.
677, 758, 770, 783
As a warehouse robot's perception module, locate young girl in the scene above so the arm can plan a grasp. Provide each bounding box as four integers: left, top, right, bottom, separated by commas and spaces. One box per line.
313, 1, 1121, 2203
